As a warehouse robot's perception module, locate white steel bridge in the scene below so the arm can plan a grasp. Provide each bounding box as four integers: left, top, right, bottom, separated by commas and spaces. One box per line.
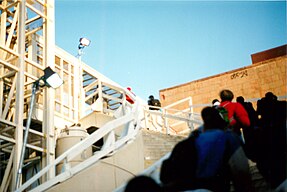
0, 1, 203, 191
2, 1, 286, 191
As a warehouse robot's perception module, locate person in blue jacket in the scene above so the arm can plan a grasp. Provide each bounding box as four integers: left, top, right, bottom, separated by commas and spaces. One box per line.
160, 106, 253, 192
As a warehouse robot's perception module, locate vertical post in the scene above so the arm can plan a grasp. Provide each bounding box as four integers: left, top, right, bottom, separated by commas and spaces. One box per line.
27, 34, 38, 78
78, 49, 85, 118
74, 57, 79, 122
122, 92, 127, 116
163, 109, 169, 135
188, 97, 194, 131
43, 0, 56, 181
0, 0, 7, 58
0, 65, 3, 117
0, 0, 7, 117
144, 107, 150, 130
98, 80, 103, 113
13, 0, 26, 189
77, 38, 90, 118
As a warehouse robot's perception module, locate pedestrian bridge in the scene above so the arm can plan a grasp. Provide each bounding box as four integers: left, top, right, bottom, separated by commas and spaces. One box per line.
0, 1, 286, 191
0, 6, 202, 188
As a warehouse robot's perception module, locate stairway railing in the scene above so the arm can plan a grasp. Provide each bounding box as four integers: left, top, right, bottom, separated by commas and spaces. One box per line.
16, 101, 141, 192
16, 90, 202, 191
80, 66, 137, 118
144, 97, 204, 135
144, 94, 287, 135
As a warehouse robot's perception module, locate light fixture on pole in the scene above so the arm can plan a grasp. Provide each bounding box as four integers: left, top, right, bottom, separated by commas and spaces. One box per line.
78, 37, 91, 57
78, 37, 91, 49
15, 66, 63, 189
77, 37, 90, 118
41, 67, 63, 88
77, 37, 91, 61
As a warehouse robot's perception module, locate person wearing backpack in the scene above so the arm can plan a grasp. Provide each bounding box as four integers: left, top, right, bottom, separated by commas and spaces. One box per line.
219, 89, 250, 136
160, 107, 253, 192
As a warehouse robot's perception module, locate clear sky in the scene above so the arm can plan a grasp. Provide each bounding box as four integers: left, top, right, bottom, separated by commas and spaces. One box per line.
55, 0, 286, 100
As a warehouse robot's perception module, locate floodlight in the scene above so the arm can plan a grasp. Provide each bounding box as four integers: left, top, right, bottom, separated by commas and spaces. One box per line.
16, 66, 63, 189
42, 67, 64, 89
79, 37, 91, 48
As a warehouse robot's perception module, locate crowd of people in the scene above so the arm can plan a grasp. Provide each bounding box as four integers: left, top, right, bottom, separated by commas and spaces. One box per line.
124, 89, 286, 192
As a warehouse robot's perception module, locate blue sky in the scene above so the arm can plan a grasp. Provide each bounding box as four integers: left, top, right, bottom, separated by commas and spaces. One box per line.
55, 1, 286, 100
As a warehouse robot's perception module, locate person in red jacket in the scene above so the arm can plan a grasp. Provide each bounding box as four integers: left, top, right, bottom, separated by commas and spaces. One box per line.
219, 89, 250, 136
126, 87, 135, 104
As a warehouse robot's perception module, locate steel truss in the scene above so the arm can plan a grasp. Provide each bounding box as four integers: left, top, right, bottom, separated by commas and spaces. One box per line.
0, 0, 58, 190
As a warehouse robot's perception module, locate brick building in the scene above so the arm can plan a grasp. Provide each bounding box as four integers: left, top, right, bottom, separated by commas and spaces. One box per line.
159, 45, 287, 114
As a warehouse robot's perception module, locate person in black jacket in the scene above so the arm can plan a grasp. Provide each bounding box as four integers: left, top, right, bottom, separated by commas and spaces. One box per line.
148, 95, 161, 110
255, 92, 286, 188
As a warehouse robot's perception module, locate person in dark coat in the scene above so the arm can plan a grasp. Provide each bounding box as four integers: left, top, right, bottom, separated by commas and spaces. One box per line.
255, 92, 286, 188
148, 95, 161, 110
160, 107, 253, 192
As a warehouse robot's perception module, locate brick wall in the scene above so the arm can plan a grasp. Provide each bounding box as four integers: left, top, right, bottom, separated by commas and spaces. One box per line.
159, 55, 287, 114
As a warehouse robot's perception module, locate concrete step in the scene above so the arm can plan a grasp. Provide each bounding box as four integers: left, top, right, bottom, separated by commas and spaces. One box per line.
142, 129, 186, 168
142, 129, 274, 192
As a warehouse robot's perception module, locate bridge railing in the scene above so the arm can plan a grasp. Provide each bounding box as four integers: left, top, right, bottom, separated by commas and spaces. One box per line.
16, 101, 141, 192
144, 97, 205, 135
80, 64, 136, 119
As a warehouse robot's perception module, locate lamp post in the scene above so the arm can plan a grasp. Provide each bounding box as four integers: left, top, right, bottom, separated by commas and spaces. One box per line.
15, 67, 63, 189
77, 37, 91, 118
78, 38, 91, 51
78, 37, 91, 61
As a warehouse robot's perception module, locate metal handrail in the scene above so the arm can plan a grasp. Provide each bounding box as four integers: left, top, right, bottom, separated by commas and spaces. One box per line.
144, 97, 204, 135
17, 94, 199, 191
16, 102, 141, 192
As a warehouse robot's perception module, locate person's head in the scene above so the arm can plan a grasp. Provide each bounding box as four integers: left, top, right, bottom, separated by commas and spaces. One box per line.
149, 95, 154, 100
124, 175, 161, 192
236, 96, 245, 104
219, 89, 234, 102
201, 106, 227, 131
212, 99, 220, 106
265, 92, 277, 101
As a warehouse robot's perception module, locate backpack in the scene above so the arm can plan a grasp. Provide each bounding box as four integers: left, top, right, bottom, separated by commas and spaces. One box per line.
151, 99, 161, 107
215, 106, 230, 128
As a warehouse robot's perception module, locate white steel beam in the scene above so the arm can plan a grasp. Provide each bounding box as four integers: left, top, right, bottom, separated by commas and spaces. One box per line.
42, 0, 56, 181
13, 0, 26, 189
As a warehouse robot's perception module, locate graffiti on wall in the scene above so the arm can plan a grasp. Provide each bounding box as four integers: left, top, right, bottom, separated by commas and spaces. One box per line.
230, 70, 248, 79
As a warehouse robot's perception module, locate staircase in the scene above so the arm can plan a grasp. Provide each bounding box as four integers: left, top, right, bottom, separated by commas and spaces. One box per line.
248, 161, 274, 192
142, 129, 187, 168
140, 129, 275, 192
